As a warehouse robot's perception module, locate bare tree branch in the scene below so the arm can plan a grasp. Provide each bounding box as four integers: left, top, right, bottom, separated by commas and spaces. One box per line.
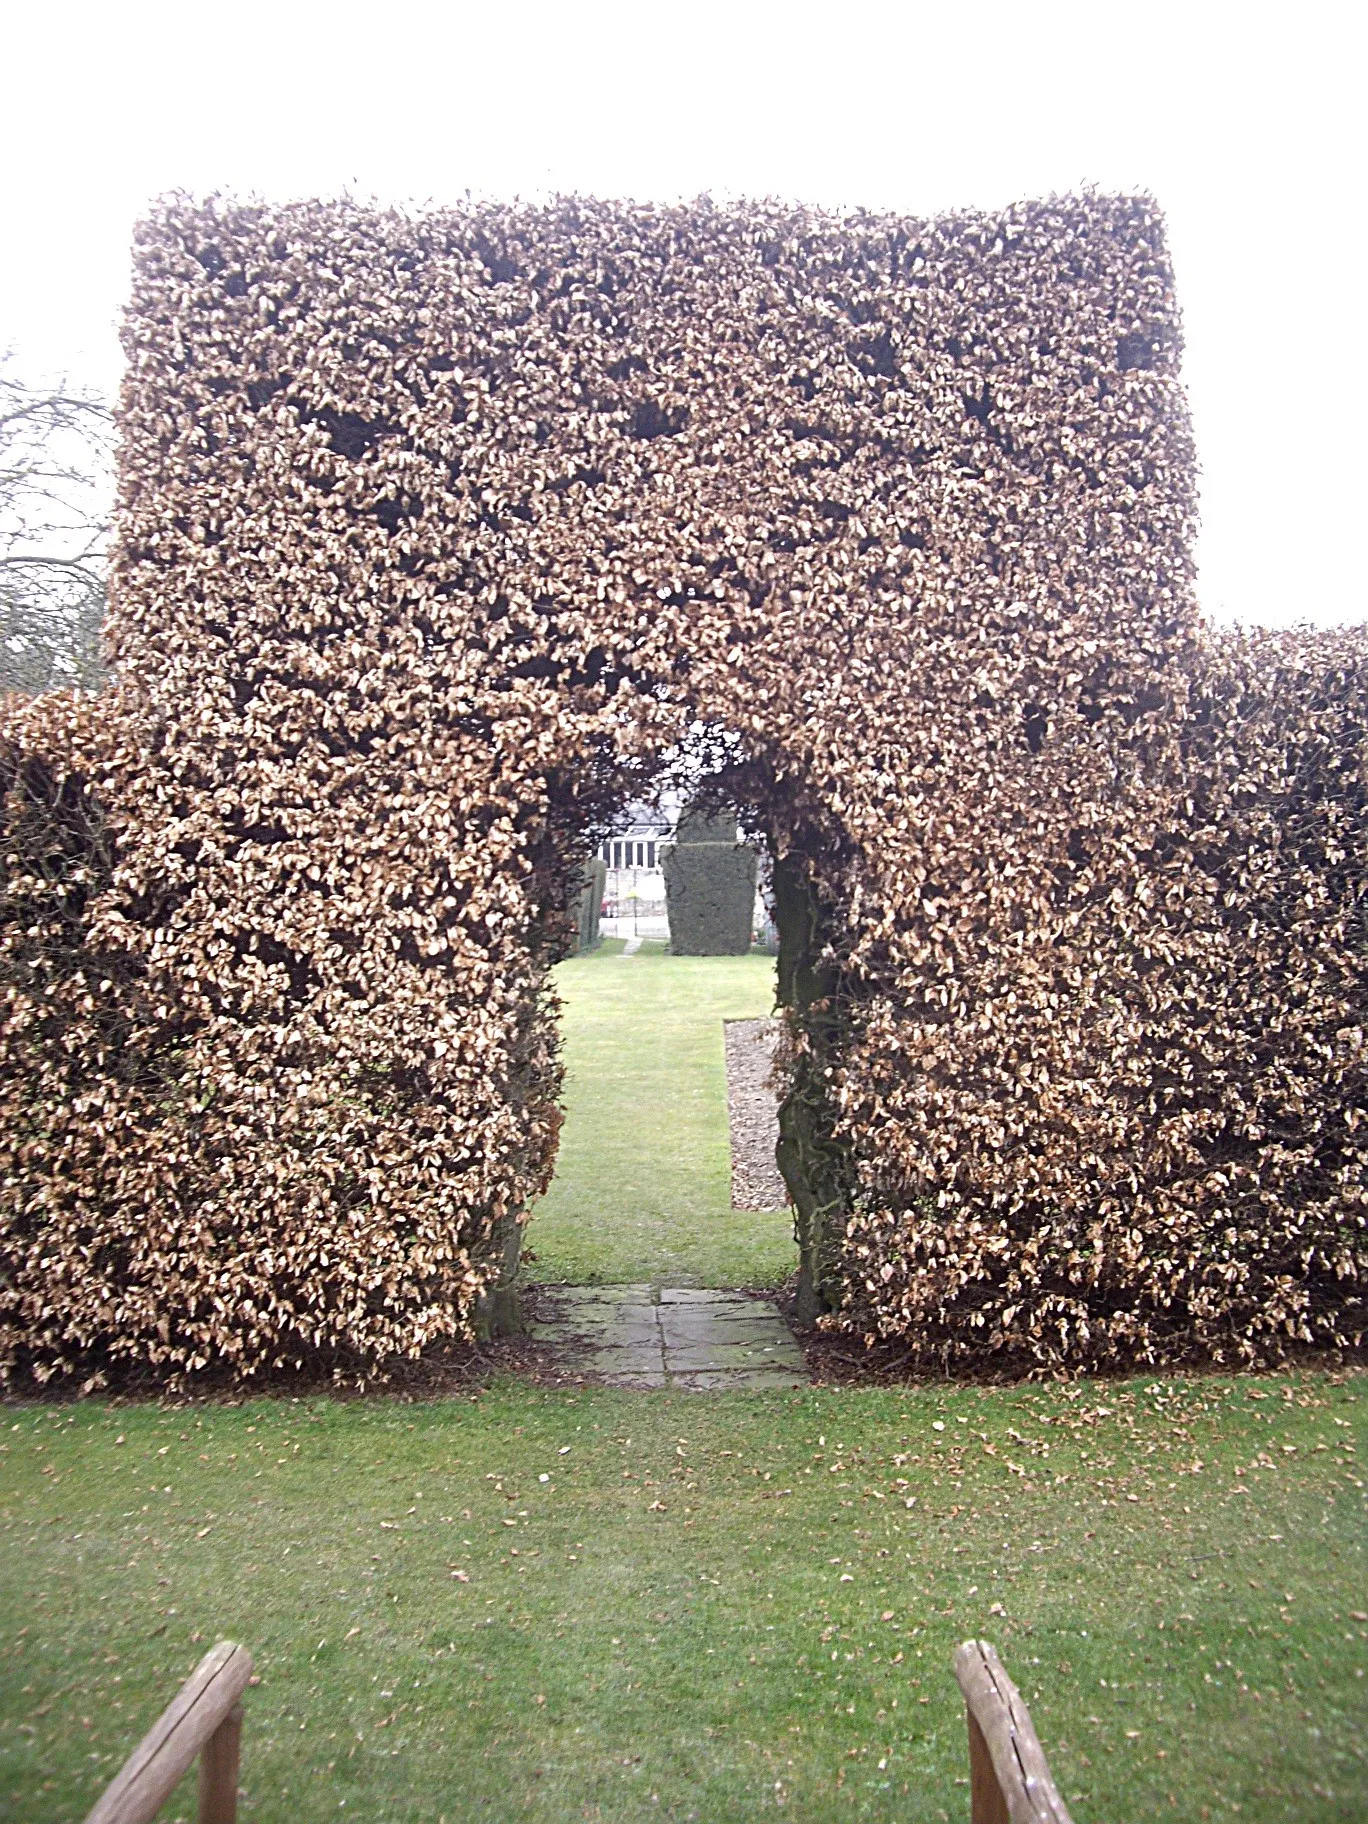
0, 352, 112, 694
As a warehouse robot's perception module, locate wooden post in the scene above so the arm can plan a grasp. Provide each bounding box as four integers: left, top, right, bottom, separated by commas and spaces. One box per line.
85, 1641, 253, 1824
952, 1640, 1072, 1824
966, 1705, 1011, 1824
196, 1701, 243, 1824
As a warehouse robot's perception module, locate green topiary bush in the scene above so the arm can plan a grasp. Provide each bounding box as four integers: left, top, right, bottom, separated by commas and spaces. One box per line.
662, 811, 757, 955
576, 856, 605, 952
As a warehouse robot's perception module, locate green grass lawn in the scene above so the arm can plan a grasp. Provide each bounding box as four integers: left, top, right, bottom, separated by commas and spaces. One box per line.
5, 954, 1366, 1823
525, 944, 795, 1288
2, 1375, 1364, 1822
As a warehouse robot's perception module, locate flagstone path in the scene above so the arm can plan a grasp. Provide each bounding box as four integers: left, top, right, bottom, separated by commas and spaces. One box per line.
530, 1284, 807, 1389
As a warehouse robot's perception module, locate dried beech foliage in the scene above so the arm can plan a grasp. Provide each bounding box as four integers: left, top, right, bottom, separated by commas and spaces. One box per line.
1, 191, 1362, 1384
837, 626, 1368, 1367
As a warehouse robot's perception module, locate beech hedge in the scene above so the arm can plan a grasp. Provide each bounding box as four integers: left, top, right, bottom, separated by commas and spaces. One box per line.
1, 190, 1363, 1385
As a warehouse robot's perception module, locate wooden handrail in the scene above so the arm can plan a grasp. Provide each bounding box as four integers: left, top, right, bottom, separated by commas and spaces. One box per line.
79, 1633, 1075, 1820
953, 1639, 1073, 1824
85, 1640, 253, 1824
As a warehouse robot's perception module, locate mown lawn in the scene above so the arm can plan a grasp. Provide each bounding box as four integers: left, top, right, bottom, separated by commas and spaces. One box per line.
3, 1371, 1364, 1823
525, 942, 795, 1288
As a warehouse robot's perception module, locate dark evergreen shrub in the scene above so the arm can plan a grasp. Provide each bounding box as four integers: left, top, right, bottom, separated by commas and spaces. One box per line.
663, 811, 757, 955
577, 856, 605, 951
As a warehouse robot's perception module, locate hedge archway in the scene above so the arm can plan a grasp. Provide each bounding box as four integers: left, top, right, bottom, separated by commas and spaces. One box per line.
2, 192, 1364, 1385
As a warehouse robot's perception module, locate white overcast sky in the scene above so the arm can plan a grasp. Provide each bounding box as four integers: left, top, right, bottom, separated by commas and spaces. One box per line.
2, 0, 1362, 627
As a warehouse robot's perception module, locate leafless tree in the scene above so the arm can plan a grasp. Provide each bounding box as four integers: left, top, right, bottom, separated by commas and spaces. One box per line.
0, 353, 112, 695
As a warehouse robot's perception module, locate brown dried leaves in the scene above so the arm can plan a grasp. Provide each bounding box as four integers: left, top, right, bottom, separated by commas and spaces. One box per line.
2, 191, 1361, 1383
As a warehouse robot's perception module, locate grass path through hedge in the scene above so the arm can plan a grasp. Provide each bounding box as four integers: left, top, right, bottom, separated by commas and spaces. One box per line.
525, 942, 795, 1287
3, 1375, 1363, 1822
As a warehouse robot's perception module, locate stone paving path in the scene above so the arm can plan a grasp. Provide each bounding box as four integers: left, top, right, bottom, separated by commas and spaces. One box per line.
530, 1285, 807, 1389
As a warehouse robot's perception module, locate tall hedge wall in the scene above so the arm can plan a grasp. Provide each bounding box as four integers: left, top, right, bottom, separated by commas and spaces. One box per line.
835, 626, 1368, 1366
1, 190, 1363, 1385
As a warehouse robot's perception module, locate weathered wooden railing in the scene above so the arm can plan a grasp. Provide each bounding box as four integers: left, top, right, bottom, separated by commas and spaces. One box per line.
85, 1640, 253, 1824
84, 1633, 1066, 1821
954, 1639, 1073, 1824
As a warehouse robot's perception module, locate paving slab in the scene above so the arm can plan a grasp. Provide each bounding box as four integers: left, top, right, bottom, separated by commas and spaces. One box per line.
658, 1312, 788, 1342
659, 1287, 750, 1306
667, 1342, 805, 1369
555, 1286, 654, 1309
529, 1316, 659, 1340
575, 1340, 666, 1379
667, 1313, 791, 1327
529, 1285, 808, 1389
584, 1321, 665, 1343
659, 1339, 790, 1363
670, 1368, 807, 1391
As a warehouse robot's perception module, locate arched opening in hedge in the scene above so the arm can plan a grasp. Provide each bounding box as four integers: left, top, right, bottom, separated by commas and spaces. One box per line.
2, 189, 1364, 1389
486, 729, 842, 1333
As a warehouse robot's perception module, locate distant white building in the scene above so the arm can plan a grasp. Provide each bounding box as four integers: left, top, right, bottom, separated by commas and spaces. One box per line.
598, 805, 672, 939
599, 825, 665, 874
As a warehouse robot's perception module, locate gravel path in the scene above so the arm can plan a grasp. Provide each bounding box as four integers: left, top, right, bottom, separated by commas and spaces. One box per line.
724, 1017, 788, 1210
